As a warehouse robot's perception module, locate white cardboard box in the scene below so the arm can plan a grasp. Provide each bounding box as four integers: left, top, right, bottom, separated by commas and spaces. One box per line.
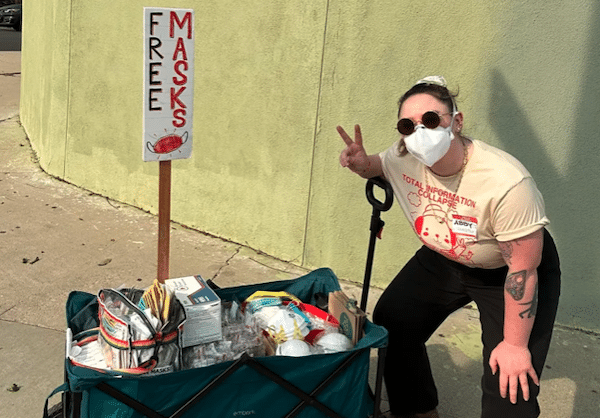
165, 275, 222, 347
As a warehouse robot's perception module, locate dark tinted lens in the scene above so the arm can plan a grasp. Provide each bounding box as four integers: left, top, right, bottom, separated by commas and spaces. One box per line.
397, 118, 415, 135
422, 111, 441, 129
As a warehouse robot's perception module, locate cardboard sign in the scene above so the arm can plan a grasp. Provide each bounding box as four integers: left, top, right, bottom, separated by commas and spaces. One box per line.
143, 8, 194, 161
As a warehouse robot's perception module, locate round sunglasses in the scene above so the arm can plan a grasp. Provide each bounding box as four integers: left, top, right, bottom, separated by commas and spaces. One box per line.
396, 111, 452, 135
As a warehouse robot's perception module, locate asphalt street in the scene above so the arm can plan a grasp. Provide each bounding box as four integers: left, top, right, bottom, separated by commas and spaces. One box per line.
0, 26, 21, 51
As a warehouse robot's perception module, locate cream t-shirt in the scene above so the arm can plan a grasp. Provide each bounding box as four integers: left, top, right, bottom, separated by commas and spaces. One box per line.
379, 139, 549, 269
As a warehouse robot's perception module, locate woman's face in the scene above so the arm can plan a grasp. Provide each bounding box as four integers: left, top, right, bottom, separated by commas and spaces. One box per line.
398, 93, 454, 136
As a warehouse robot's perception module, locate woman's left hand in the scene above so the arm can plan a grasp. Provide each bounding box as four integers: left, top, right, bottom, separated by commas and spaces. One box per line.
489, 340, 540, 404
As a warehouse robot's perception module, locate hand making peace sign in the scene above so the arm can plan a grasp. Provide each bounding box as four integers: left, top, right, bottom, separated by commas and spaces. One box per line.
336, 124, 383, 178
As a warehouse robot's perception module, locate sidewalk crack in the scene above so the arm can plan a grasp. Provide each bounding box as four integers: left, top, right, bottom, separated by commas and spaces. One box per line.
0, 305, 16, 317
211, 246, 241, 280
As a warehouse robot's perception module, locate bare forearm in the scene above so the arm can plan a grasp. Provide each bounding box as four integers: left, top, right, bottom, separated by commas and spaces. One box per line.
492, 230, 544, 403
503, 268, 538, 347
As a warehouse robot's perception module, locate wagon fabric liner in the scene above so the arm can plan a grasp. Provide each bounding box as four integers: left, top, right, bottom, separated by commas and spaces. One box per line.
48, 268, 388, 418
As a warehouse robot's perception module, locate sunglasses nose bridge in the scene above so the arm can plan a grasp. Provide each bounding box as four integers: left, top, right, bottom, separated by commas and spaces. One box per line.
397, 111, 441, 135
413, 123, 426, 132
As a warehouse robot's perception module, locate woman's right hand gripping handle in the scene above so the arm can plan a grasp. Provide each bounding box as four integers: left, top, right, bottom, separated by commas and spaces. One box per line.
337, 124, 383, 179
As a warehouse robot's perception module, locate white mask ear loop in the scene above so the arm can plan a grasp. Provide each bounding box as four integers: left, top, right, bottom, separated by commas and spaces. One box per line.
448, 103, 458, 136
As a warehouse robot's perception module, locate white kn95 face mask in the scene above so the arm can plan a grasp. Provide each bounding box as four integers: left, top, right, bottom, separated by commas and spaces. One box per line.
404, 117, 455, 167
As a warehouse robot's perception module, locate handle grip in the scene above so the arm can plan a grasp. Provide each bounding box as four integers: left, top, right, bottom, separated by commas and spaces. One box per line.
366, 177, 394, 212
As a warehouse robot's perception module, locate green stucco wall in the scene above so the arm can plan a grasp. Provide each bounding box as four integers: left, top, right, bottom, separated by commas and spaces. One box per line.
20, 0, 600, 331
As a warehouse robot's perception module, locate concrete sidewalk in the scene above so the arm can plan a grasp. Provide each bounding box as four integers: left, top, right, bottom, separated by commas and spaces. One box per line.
1, 51, 598, 418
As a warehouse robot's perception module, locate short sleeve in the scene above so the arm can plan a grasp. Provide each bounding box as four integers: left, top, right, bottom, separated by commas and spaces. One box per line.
492, 177, 549, 242
379, 140, 399, 180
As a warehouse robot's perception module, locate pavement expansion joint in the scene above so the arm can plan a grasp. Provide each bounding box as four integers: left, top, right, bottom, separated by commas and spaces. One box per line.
0, 317, 66, 334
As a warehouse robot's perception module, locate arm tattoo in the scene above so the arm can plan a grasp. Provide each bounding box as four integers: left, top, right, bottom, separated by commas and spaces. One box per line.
505, 270, 528, 301
498, 241, 514, 265
518, 283, 538, 319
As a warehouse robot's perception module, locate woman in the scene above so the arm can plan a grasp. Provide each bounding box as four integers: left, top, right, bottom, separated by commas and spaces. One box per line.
337, 76, 560, 418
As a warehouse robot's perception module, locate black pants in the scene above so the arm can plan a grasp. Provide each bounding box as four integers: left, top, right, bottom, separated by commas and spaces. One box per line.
373, 229, 560, 418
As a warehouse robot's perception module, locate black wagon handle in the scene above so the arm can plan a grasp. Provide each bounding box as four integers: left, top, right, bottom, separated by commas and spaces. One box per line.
360, 177, 394, 314
365, 176, 394, 212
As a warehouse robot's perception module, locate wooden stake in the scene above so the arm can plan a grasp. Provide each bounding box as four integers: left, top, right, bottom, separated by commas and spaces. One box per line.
157, 160, 171, 283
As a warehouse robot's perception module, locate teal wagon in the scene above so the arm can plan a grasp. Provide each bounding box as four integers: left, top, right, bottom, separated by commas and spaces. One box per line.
45, 268, 388, 418
45, 177, 394, 418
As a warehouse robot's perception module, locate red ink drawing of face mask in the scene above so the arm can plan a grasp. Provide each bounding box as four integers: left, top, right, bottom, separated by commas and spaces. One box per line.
147, 131, 188, 154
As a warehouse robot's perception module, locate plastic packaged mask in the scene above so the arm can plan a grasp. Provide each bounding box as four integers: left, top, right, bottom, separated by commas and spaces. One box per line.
266, 310, 310, 343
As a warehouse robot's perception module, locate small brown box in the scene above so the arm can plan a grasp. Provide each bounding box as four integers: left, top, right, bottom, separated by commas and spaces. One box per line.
328, 291, 366, 345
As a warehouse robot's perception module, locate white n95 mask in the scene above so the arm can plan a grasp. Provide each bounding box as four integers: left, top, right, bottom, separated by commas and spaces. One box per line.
404, 124, 454, 167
